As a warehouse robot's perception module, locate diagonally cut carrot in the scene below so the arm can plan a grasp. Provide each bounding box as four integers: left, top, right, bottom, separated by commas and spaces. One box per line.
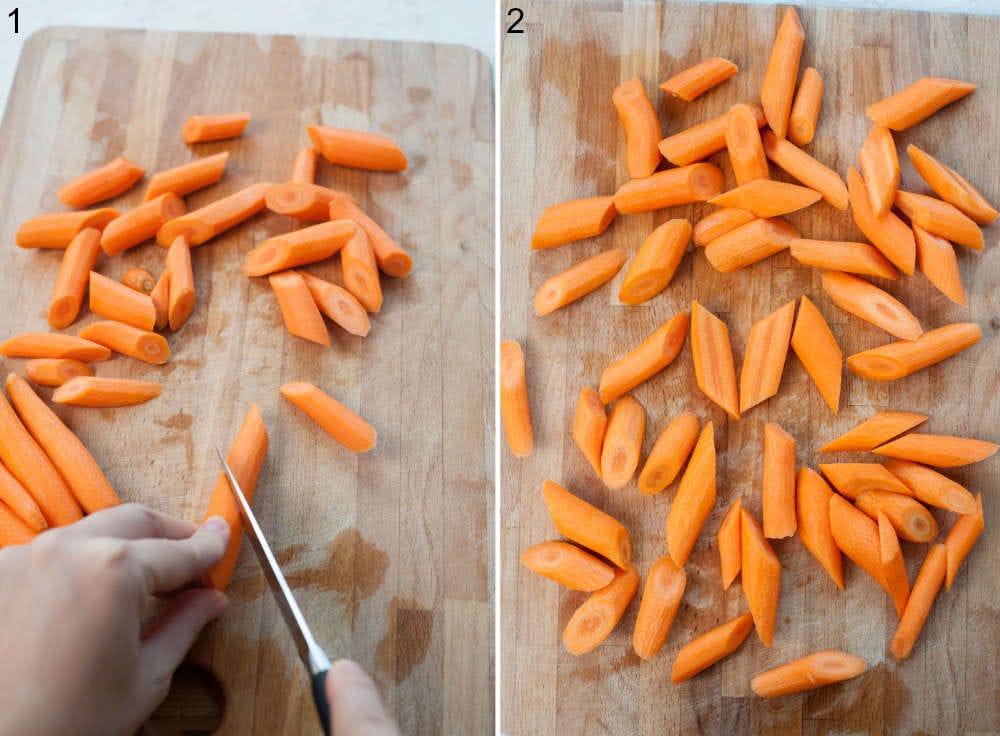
618, 219, 691, 305
762, 422, 797, 539
328, 192, 413, 278
157, 182, 274, 247
612, 78, 662, 179
882, 459, 977, 515
943, 494, 983, 591
889, 544, 946, 660
78, 320, 169, 365
307, 125, 408, 171
666, 422, 716, 567
49, 228, 102, 330
297, 271, 371, 338
57, 156, 145, 208
894, 191, 984, 250
789, 239, 898, 280
243, 220, 357, 276
183, 113, 250, 143
857, 125, 899, 217
819, 410, 927, 452
740, 508, 781, 646
614, 164, 724, 214
790, 295, 841, 414
752, 651, 867, 696
717, 497, 742, 590
690, 301, 739, 419
0, 461, 46, 533
708, 180, 821, 218
144, 152, 229, 201
703, 217, 799, 273
796, 468, 843, 589
265, 181, 339, 221
520, 541, 614, 591
269, 271, 331, 346
151, 270, 170, 331
16, 208, 119, 250
89, 271, 156, 332
671, 614, 754, 683
632, 556, 686, 660
24, 358, 92, 388
818, 462, 912, 500
828, 493, 889, 593
872, 433, 998, 468
867, 78, 977, 131
788, 67, 823, 146
340, 228, 383, 313
658, 104, 766, 165
878, 510, 910, 619
855, 491, 938, 543
52, 377, 162, 407
692, 208, 756, 247
166, 235, 196, 331
541, 480, 632, 568
847, 167, 915, 275
563, 565, 640, 655
725, 103, 770, 186
280, 382, 376, 452
598, 311, 689, 403
600, 396, 645, 490
638, 412, 700, 496
820, 271, 922, 341
660, 57, 738, 102
762, 131, 848, 210
534, 249, 627, 316
573, 387, 607, 478
906, 144, 998, 224
847, 322, 981, 381
0, 333, 109, 362
739, 299, 795, 413
290, 146, 318, 184
531, 196, 617, 250
913, 226, 966, 306
760, 7, 805, 139
500, 340, 533, 458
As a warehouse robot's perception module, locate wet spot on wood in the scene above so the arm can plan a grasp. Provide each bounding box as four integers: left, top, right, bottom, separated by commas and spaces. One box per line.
156, 412, 194, 431
374, 597, 434, 683
407, 86, 432, 105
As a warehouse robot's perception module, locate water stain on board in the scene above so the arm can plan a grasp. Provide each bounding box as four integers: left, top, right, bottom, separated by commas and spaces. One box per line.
373, 597, 434, 684
155, 412, 195, 469
407, 86, 432, 105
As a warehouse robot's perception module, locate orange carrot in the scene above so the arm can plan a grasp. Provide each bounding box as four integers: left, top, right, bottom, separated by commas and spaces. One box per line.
796, 468, 843, 589
619, 219, 691, 304
144, 152, 229, 201
717, 498, 742, 590
500, 340, 533, 458
913, 226, 966, 306
280, 381, 376, 452
638, 412, 700, 496
856, 491, 937, 543
52, 377, 162, 407
612, 78, 662, 179
858, 125, 899, 217
48, 228, 102, 330
787, 67, 823, 146
740, 509, 780, 646
598, 311, 689, 403
692, 208, 756, 246
151, 270, 170, 331
520, 541, 614, 591
739, 299, 795, 413
541, 479, 632, 568
269, 271, 331, 346
340, 228, 383, 313
265, 182, 338, 221
563, 565, 639, 655
632, 556, 686, 660
166, 236, 196, 331
531, 196, 617, 250
894, 191, 983, 250
660, 57, 738, 101
57, 156, 145, 208
89, 271, 156, 331
878, 509, 910, 619
762, 131, 848, 210
157, 182, 274, 247
820, 411, 927, 452
0, 333, 110, 362
24, 358, 92, 388
201, 403, 269, 591
0, 499, 41, 545
290, 146, 318, 184
763, 422, 797, 539
243, 220, 357, 276
820, 271, 922, 341
790, 295, 841, 414
298, 271, 371, 338
703, 217, 799, 273
671, 614, 754, 683
789, 238, 898, 279
78, 320, 170, 365
666, 422, 716, 567
328, 192, 413, 278
846, 323, 982, 381
944, 494, 984, 591
658, 104, 766, 165
533, 249, 627, 316
867, 78, 977, 131
600, 395, 645, 490
906, 144, 998, 224
873, 433, 998, 468
889, 544, 946, 660
760, 7, 805, 139
614, 164, 724, 214
818, 462, 912, 500
752, 651, 867, 697
182, 113, 250, 143
883, 459, 977, 515
0, 462, 46, 533
690, 301, 739, 418
828, 494, 889, 592
572, 387, 607, 477
308, 125, 408, 171
121, 268, 155, 294
726, 103, 770, 185
847, 167, 916, 275
16, 208, 119, 250
708, 180, 821, 218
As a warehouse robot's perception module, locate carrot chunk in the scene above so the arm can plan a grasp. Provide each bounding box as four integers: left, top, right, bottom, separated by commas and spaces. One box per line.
78, 320, 170, 365
600, 395, 645, 490
818, 462, 912, 500
739, 299, 795, 413
846, 167, 915, 275
752, 651, 867, 697
89, 271, 157, 331
598, 311, 689, 403
563, 565, 639, 655
943, 494, 984, 591
297, 271, 371, 338
612, 78, 662, 179
760, 7, 805, 139
704, 217, 799, 273
913, 226, 966, 306
157, 182, 274, 247
857, 125, 899, 217
57, 156, 145, 208
269, 271, 331, 346
762, 131, 848, 210
520, 541, 614, 591
790, 295, 841, 414
16, 208, 119, 249
280, 381, 376, 452
52, 377, 162, 408
872, 433, 998, 468
690, 301, 739, 419
0, 333, 110, 362
820, 410, 927, 452
889, 544, 946, 660
618, 219, 691, 305
866, 77, 977, 131
740, 509, 781, 646
165, 236, 196, 331
531, 196, 617, 250
708, 180, 821, 218
666, 422, 716, 567
828, 494, 889, 592
243, 220, 357, 276
658, 104, 766, 165
906, 144, 997, 224
533, 250, 627, 316
638, 412, 700, 496
328, 192, 413, 278
660, 57, 738, 102
855, 491, 938, 543
48, 228, 102, 330
144, 152, 229, 201
796, 468, 843, 589
882, 459, 977, 515
122, 268, 156, 294
151, 270, 170, 331
100, 193, 187, 256
541, 479, 632, 568
308, 125, 407, 171
717, 498, 742, 590
340, 228, 383, 313
788, 238, 897, 280
500, 340, 533, 458
894, 191, 984, 250
725, 103, 769, 185
632, 556, 686, 660
24, 358, 93, 388
692, 208, 756, 247
182, 113, 250, 143
671, 614, 754, 683
788, 67, 823, 146
290, 146, 318, 184
820, 271, 922, 341
613, 164, 724, 214
265, 181, 338, 221
878, 510, 910, 619
846, 322, 981, 381
573, 387, 607, 477
762, 422, 797, 539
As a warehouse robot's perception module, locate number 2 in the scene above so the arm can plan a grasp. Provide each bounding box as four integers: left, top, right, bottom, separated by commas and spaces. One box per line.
507, 7, 525, 34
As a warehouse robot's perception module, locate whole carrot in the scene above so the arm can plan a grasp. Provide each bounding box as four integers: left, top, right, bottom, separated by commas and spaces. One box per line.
0, 462, 46, 533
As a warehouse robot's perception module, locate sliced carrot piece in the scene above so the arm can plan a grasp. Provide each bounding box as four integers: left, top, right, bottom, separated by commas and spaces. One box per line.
878, 510, 910, 619
709, 180, 821, 217
632, 556, 686, 660
243, 220, 357, 276
740, 509, 780, 646
760, 7, 805, 139
762, 131, 848, 210
182, 113, 250, 143
500, 340, 533, 458
151, 270, 170, 331
828, 494, 889, 592
614, 164, 724, 214
598, 311, 689, 403
690, 301, 739, 419
520, 541, 614, 591
796, 468, 843, 589
913, 226, 966, 306
717, 497, 742, 590
660, 57, 738, 101
563, 565, 639, 655
533, 249, 627, 316
671, 614, 754, 683
790, 295, 841, 414
280, 381, 376, 452
787, 67, 823, 146
0, 333, 110, 362
818, 462, 912, 500
265, 181, 338, 221
739, 299, 795, 413
53, 377, 162, 407
752, 651, 867, 697
89, 271, 156, 332
24, 358, 93, 388
340, 228, 383, 313
157, 182, 274, 247
144, 152, 229, 201
531, 196, 617, 250
846, 322, 982, 381
789, 238, 898, 279
846, 167, 915, 275
16, 208, 119, 250
328, 192, 413, 278
820, 271, 922, 341
122, 268, 156, 294
944, 494, 984, 591
873, 433, 998, 468
906, 144, 998, 224
763, 422, 797, 539
57, 156, 145, 208
703, 217, 799, 273
0, 499, 40, 546
638, 412, 700, 496
889, 544, 946, 660
894, 191, 983, 250
78, 321, 170, 367
572, 387, 607, 478
298, 271, 371, 338
692, 208, 756, 247
269, 271, 331, 346
856, 491, 938, 543
290, 146, 318, 184
308, 125, 407, 171
867, 78, 977, 131
858, 125, 899, 217
618, 219, 691, 305
166, 236, 196, 331
819, 410, 927, 452
0, 460, 46, 532
541, 479, 632, 568
883, 459, 976, 515
725, 103, 769, 185
666, 422, 716, 567
600, 396, 645, 490
658, 104, 766, 166
48, 228, 102, 330
612, 78, 662, 179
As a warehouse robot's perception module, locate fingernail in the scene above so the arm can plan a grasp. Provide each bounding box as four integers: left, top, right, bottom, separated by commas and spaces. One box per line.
201, 516, 230, 535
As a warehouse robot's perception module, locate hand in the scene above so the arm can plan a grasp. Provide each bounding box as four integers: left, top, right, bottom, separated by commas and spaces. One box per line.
0, 503, 231, 736
326, 659, 399, 735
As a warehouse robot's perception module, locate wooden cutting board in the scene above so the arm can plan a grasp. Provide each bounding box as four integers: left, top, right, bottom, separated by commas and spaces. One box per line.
501, 2, 999, 734
0, 27, 493, 735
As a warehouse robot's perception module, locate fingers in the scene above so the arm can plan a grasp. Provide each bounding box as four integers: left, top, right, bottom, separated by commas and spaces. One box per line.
59, 503, 197, 541
128, 517, 230, 594
139, 588, 229, 689
326, 660, 399, 736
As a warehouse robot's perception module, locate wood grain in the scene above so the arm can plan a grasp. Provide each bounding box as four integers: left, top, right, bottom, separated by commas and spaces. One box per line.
0, 27, 494, 735
500, 3, 999, 734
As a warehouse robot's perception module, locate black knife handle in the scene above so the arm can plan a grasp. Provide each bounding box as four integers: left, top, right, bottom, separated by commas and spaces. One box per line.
312, 667, 332, 735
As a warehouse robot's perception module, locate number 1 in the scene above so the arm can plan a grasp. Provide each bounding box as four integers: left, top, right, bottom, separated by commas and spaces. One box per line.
8, 7, 17, 34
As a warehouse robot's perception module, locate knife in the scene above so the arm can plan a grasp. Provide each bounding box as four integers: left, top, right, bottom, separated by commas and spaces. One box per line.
215, 448, 332, 735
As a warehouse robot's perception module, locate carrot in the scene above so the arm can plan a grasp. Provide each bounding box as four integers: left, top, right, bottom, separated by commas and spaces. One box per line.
563, 565, 640, 655
671, 614, 754, 684
906, 144, 998, 224
24, 358, 92, 388
600, 396, 645, 490
144, 152, 229, 201
708, 180, 821, 218
328, 193, 412, 278
660, 57, 738, 101
156, 182, 274, 247
598, 311, 689, 403
0, 333, 110, 362
790, 295, 841, 414
867, 78, 977, 131
740, 509, 780, 646
788, 67, 824, 146
182, 113, 250, 143
692, 208, 756, 247
763, 422, 797, 539
856, 491, 937, 543
658, 104, 766, 166
89, 271, 156, 331
572, 387, 607, 477
530, 196, 617, 250
796, 468, 843, 589
666, 422, 716, 567
297, 271, 371, 337
762, 131, 848, 210
16, 208, 119, 250
290, 146, 318, 184
48, 228, 102, 330
760, 7, 805, 139
6, 373, 120, 514
500, 340, 533, 458
618, 219, 691, 304
541, 479, 632, 568
280, 381, 376, 452
889, 544, 946, 660
717, 498, 742, 590
533, 249, 627, 316
520, 541, 614, 591
0, 500, 40, 546
789, 238, 897, 279
151, 270, 170, 331
820, 271, 922, 341
638, 411, 700, 496
882, 459, 977, 515
52, 377, 162, 407
828, 493, 889, 592
265, 181, 338, 221
0, 462, 46, 532
913, 226, 966, 306
873, 433, 998, 468
818, 462, 912, 500
121, 268, 155, 294
878, 510, 910, 619
164, 236, 196, 331
857, 125, 899, 217
752, 651, 867, 697
632, 556, 686, 660
243, 220, 357, 276
308, 125, 407, 171
612, 78, 662, 179
846, 322, 982, 381
201, 403, 269, 590
57, 156, 145, 208
944, 494, 984, 591
819, 410, 927, 452
614, 164, 724, 214
726, 103, 770, 185
690, 301, 739, 418
340, 228, 383, 313
894, 191, 983, 250
0, 389, 82, 526
703, 217, 799, 273
268, 271, 331, 346
78, 320, 170, 365
739, 299, 795, 413
846, 167, 916, 275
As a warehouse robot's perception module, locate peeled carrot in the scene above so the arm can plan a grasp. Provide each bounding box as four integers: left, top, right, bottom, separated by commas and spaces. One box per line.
703, 217, 799, 273
820, 271, 922, 341
913, 226, 966, 306
889, 544, 946, 660
638, 411, 700, 496
182, 113, 250, 143
894, 191, 983, 250
788, 238, 898, 280
692, 208, 756, 247
709, 180, 821, 218
340, 228, 383, 313
531, 196, 617, 250
858, 125, 899, 217
752, 651, 867, 697
760, 7, 805, 139
820, 410, 927, 452
24, 358, 92, 388
290, 146, 318, 184
280, 381, 376, 452
632, 556, 686, 660
763, 423, 797, 539
867, 78, 977, 131
57, 156, 145, 208
53, 377, 162, 407
612, 78, 662, 179
541, 480, 632, 568
618, 219, 691, 304
533, 249, 627, 316
598, 311, 689, 403
157, 182, 274, 247
500, 340, 533, 458
572, 387, 607, 477
666, 422, 716, 567
660, 57, 738, 101
243, 220, 357, 276
828, 493, 889, 592
944, 494, 984, 591
739, 299, 795, 413
601, 396, 645, 490
818, 462, 912, 500
883, 459, 977, 515
658, 104, 766, 166
878, 510, 910, 619
121, 268, 156, 294
717, 498, 742, 590
0, 462, 46, 533
690, 301, 739, 419
16, 208, 119, 249
520, 541, 614, 591
269, 271, 331, 346
856, 491, 937, 543
796, 468, 843, 589
48, 228, 102, 330
762, 131, 848, 210
151, 270, 170, 331
0, 500, 40, 546
726, 103, 769, 185
873, 433, 998, 468
328, 192, 413, 278
788, 67, 823, 146
89, 271, 156, 331
790, 295, 841, 414
846, 322, 982, 381
614, 164, 725, 215
0, 333, 110, 362
165, 236, 196, 331
265, 182, 338, 221
78, 320, 170, 365
906, 144, 998, 224
846, 167, 916, 275
740, 509, 780, 646
671, 614, 754, 684
6, 373, 120, 514
144, 152, 229, 201
563, 565, 640, 655
298, 271, 371, 338
308, 125, 407, 171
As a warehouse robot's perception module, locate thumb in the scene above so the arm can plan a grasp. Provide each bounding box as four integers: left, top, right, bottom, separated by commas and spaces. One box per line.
326, 660, 399, 736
